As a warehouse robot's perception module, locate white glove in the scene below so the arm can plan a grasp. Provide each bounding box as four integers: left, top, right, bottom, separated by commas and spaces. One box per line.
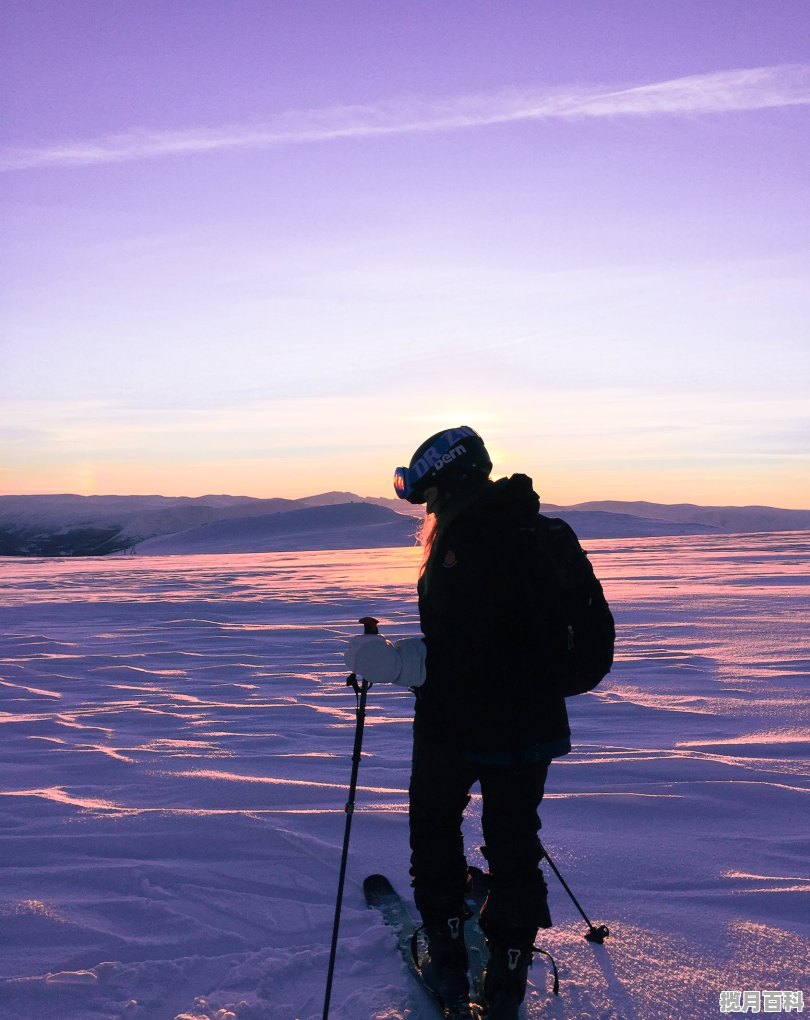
393, 637, 426, 689
344, 634, 402, 684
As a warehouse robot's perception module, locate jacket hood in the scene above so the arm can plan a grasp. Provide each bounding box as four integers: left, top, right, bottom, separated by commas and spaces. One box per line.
463, 473, 539, 527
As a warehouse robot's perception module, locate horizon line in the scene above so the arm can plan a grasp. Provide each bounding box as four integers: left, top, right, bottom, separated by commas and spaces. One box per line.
1, 491, 809, 513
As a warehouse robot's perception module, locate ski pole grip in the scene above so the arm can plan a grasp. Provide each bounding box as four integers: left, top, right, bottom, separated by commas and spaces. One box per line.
346, 618, 381, 689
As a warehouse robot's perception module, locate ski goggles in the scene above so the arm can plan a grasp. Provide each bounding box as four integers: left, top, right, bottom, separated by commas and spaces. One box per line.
393, 466, 426, 504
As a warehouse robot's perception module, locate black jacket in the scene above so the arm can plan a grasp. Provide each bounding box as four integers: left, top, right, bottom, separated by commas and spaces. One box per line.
416, 474, 571, 759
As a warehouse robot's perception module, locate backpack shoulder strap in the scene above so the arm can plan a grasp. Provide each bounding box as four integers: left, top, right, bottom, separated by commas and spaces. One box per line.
534, 514, 589, 574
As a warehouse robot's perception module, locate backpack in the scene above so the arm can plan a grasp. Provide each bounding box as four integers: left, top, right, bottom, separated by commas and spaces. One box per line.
525, 515, 615, 696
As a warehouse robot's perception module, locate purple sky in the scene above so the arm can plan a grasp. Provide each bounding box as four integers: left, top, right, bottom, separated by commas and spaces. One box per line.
2, 1, 809, 505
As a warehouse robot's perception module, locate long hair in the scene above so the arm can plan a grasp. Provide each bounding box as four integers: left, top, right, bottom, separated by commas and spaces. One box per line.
418, 510, 439, 578
418, 478, 490, 593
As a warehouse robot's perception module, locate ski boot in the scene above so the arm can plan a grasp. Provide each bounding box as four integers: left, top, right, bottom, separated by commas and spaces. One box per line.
477, 939, 533, 1019
418, 914, 473, 1018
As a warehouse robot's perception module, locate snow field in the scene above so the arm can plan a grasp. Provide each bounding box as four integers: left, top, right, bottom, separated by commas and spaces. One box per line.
0, 535, 808, 1019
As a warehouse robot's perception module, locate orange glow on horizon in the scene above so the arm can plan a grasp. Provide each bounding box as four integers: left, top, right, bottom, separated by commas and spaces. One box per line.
2, 457, 809, 510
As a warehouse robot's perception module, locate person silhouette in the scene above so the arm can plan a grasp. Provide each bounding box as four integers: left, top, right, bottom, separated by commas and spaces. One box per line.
392, 426, 571, 1019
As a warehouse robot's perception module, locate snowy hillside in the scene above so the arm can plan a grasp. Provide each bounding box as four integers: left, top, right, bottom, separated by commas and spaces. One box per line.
1, 492, 808, 556
0, 494, 287, 556
545, 510, 718, 539
565, 500, 810, 533
132, 504, 714, 556
0, 493, 417, 556
0, 532, 808, 1020
134, 503, 420, 554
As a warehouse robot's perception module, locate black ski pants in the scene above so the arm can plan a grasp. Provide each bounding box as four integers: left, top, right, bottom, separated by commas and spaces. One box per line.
409, 732, 551, 944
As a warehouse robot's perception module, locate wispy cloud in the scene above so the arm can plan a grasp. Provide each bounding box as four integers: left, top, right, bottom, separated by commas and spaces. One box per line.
3, 63, 809, 172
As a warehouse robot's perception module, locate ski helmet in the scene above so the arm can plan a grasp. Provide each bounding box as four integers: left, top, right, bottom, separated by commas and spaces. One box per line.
393, 426, 492, 504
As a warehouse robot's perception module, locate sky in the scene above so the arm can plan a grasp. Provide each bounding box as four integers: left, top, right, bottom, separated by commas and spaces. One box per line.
2, 0, 809, 508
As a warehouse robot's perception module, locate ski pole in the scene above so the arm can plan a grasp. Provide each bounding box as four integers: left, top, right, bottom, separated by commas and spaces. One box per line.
322, 617, 376, 1020
541, 844, 610, 944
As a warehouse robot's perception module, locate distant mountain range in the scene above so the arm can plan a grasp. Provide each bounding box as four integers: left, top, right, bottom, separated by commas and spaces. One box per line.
0, 491, 808, 557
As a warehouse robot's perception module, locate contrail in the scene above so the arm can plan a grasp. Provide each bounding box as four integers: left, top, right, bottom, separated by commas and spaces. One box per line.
3, 63, 808, 172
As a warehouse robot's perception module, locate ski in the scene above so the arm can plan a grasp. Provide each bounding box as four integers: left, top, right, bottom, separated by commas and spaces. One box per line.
364, 873, 474, 1019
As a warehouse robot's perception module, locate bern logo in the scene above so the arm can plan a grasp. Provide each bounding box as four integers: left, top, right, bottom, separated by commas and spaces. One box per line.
443, 550, 458, 568
413, 443, 467, 480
